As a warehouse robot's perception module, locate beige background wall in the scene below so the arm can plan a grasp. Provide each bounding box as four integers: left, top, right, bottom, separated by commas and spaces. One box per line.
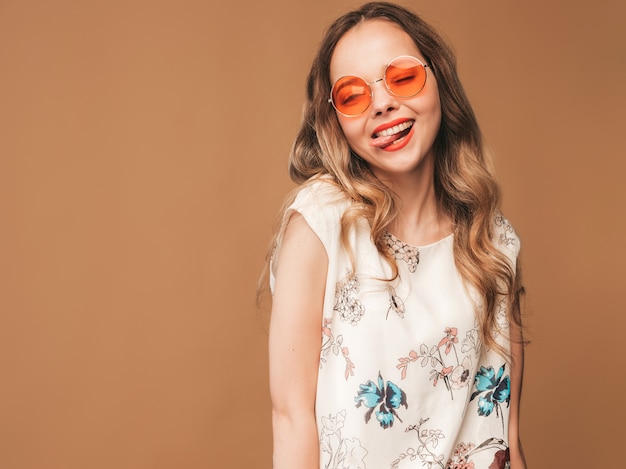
1, 0, 624, 467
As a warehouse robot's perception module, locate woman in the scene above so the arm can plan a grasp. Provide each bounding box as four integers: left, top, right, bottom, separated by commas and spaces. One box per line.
265, 2, 526, 468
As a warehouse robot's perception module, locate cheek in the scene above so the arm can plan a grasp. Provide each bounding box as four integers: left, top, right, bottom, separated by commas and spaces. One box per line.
417, 75, 441, 113
428, 87, 442, 125
418, 91, 442, 131
337, 118, 367, 149
432, 100, 442, 130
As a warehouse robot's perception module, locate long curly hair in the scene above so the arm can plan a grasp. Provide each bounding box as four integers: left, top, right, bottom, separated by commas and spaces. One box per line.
262, 2, 524, 355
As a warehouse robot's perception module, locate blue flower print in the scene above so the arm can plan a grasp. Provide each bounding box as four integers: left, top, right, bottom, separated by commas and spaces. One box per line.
355, 373, 407, 429
470, 364, 511, 417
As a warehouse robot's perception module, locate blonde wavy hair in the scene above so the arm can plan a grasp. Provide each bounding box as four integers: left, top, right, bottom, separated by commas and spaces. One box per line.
261, 2, 524, 354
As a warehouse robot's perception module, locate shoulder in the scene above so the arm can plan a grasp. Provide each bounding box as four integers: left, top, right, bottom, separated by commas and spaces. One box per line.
271, 178, 351, 288
275, 211, 328, 276
290, 176, 350, 214
288, 176, 351, 235
493, 212, 521, 260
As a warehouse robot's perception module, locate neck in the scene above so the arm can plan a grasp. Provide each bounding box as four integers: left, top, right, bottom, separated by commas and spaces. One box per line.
375, 163, 452, 246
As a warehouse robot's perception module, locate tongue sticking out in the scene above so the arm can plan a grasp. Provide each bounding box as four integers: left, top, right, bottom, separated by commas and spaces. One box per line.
370, 126, 413, 148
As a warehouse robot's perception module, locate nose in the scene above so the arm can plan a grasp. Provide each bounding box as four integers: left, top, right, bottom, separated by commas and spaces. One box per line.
370, 78, 399, 116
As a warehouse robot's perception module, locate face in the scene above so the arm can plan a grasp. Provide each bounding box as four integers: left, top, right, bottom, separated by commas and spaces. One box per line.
329, 20, 441, 182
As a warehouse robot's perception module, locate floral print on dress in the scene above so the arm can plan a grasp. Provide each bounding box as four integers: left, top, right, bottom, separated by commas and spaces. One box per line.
470, 364, 511, 435
494, 213, 516, 248
389, 418, 445, 468
446, 438, 510, 469
321, 318, 356, 380
320, 409, 368, 469
355, 373, 407, 429
283, 181, 521, 469
334, 271, 365, 325
383, 231, 419, 273
493, 298, 510, 339
387, 286, 405, 319
391, 427, 511, 469
396, 327, 474, 399
461, 321, 482, 358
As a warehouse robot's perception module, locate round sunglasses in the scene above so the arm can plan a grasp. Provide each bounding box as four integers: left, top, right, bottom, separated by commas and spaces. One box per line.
329, 56, 430, 117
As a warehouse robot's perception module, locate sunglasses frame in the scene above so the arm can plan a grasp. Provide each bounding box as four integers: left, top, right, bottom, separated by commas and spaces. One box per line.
328, 55, 430, 117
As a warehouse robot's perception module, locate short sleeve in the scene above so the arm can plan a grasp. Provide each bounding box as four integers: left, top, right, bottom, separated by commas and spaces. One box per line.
270, 179, 350, 293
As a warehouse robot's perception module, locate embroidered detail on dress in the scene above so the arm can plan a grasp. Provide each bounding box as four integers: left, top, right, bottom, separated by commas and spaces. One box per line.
383, 231, 419, 273
321, 318, 356, 380
355, 373, 407, 429
320, 410, 368, 469
387, 286, 405, 319
334, 272, 365, 325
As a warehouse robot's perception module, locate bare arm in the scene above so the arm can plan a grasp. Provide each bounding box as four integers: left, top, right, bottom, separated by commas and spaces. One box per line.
508, 321, 527, 468
269, 212, 328, 469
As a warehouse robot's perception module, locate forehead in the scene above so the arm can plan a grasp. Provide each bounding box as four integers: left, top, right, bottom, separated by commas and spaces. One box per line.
330, 19, 423, 81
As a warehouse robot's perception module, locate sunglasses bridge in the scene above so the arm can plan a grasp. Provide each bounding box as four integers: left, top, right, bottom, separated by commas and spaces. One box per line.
351, 63, 431, 97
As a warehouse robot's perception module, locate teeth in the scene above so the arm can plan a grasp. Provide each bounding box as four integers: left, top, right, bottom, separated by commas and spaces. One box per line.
374, 121, 414, 138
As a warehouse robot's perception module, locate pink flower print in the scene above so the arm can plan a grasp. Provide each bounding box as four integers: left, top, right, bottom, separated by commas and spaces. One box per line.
447, 441, 477, 469
396, 349, 418, 379
430, 366, 452, 387
322, 318, 332, 337
398, 326, 471, 400
450, 356, 472, 390
438, 327, 459, 354
320, 318, 356, 380
447, 439, 508, 469
450, 462, 475, 469
342, 346, 355, 379
453, 442, 475, 458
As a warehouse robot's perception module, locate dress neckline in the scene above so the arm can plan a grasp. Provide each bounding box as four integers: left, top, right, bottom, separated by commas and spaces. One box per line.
383, 230, 454, 250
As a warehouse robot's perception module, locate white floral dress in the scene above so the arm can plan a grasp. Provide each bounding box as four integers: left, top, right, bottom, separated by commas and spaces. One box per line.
271, 179, 520, 469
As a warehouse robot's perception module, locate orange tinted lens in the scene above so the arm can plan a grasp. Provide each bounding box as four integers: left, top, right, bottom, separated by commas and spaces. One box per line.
385, 57, 426, 97
331, 76, 371, 115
